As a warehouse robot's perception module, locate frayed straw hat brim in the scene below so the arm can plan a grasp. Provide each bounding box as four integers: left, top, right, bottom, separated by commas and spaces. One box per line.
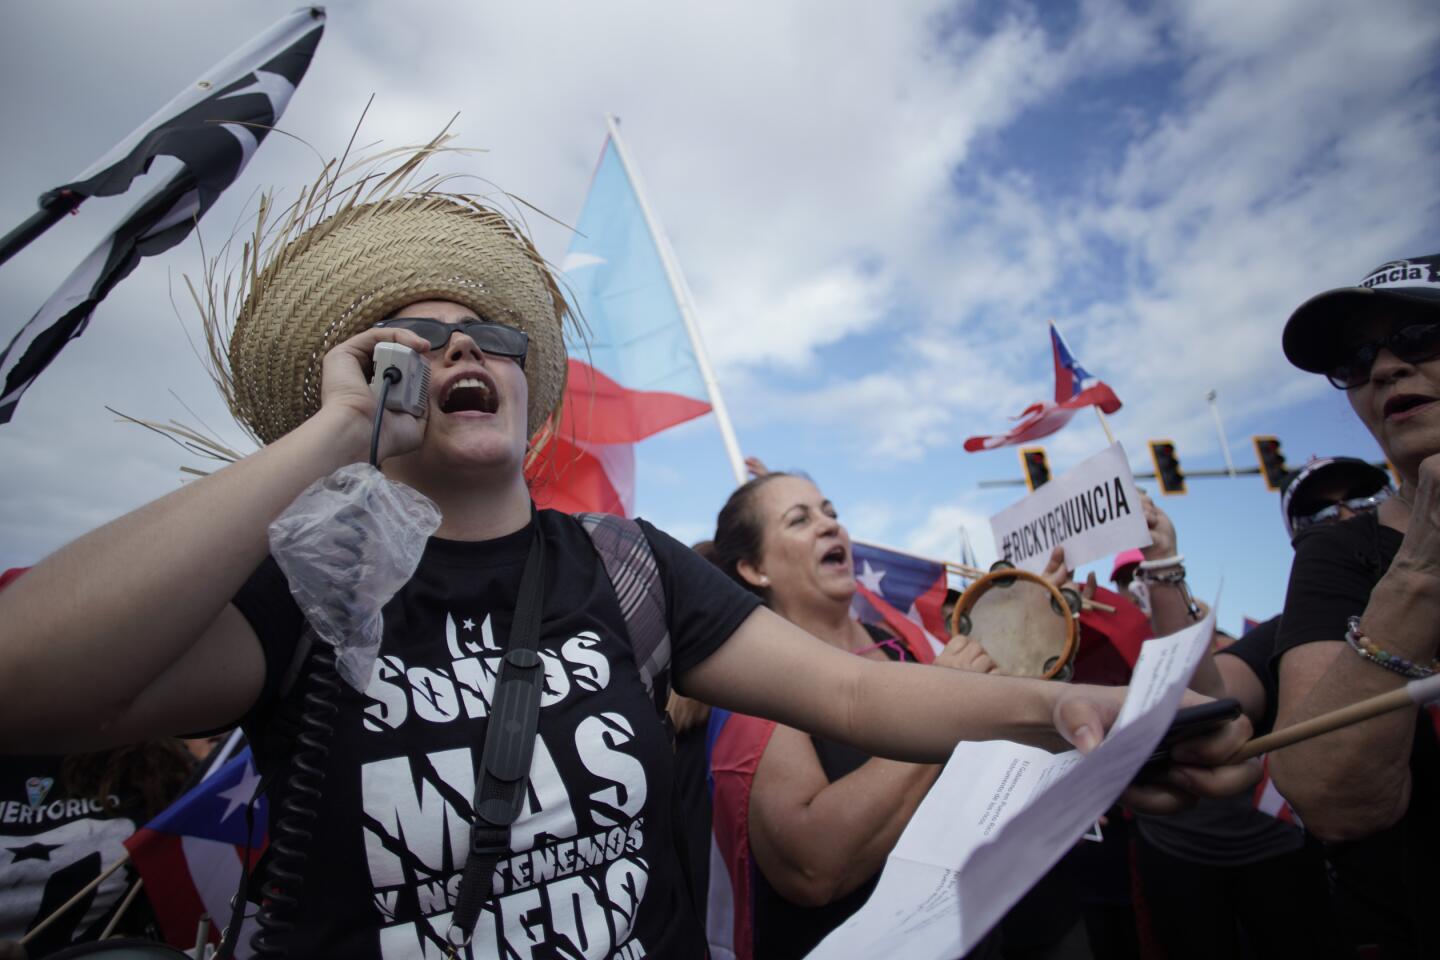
229, 195, 566, 444
194, 126, 574, 448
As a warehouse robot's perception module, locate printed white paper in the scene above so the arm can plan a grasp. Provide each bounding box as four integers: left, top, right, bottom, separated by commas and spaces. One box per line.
806, 603, 1217, 960
989, 442, 1151, 574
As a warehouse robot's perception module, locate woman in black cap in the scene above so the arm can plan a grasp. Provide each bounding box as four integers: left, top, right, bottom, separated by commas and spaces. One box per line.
1279, 457, 1394, 540
1273, 253, 1440, 958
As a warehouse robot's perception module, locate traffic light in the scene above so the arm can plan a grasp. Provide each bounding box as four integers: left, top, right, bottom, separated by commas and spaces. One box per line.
1148, 440, 1186, 495
1254, 436, 1287, 491
1020, 447, 1050, 492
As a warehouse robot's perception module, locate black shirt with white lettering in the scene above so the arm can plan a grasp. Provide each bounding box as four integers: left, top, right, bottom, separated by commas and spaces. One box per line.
233, 510, 759, 959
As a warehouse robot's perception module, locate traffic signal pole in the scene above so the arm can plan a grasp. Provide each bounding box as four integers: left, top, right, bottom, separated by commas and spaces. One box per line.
978, 434, 1384, 491
978, 465, 1264, 489
1206, 389, 1237, 477
979, 462, 1389, 489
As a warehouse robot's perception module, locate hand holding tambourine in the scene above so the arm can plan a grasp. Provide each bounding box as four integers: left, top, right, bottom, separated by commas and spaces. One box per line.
933, 632, 999, 674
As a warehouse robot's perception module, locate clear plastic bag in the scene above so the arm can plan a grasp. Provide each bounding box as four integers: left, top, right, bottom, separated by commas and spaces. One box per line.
268, 463, 441, 691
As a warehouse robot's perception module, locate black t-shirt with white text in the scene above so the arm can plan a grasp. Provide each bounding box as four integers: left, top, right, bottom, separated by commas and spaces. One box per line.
233, 510, 759, 959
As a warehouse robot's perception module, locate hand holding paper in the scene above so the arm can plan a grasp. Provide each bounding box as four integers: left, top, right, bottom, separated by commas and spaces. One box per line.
806, 603, 1259, 960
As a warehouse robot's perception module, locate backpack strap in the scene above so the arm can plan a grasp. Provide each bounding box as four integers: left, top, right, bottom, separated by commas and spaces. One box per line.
580, 513, 716, 951
577, 513, 672, 713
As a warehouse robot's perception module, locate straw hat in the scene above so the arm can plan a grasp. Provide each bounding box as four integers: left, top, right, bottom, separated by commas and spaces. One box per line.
203, 135, 570, 446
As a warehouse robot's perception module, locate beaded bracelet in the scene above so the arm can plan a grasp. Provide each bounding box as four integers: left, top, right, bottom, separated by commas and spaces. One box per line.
1137, 553, 1184, 571
1137, 565, 1188, 585
1345, 616, 1439, 679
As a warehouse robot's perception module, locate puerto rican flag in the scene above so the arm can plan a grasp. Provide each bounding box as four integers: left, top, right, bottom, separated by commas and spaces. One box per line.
526, 133, 712, 515
123, 739, 266, 956
963, 324, 1122, 452
849, 541, 949, 661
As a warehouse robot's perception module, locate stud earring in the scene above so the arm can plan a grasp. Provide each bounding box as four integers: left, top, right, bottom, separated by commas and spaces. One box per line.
760, 576, 770, 586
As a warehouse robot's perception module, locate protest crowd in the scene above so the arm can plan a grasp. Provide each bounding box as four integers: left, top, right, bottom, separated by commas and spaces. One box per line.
2, 13, 1440, 960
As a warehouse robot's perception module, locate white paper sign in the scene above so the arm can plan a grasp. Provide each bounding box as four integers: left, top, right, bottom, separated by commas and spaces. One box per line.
806, 603, 1217, 960
989, 442, 1151, 575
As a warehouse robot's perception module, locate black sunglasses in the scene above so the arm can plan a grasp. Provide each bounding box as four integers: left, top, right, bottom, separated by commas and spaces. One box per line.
1292, 491, 1391, 533
1327, 322, 1440, 389
374, 317, 528, 368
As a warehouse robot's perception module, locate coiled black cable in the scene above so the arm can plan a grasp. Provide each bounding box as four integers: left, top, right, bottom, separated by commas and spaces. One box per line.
249, 394, 389, 954
249, 642, 340, 957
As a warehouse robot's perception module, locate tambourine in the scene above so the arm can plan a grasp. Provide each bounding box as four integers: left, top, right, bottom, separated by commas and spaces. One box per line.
949, 561, 1082, 681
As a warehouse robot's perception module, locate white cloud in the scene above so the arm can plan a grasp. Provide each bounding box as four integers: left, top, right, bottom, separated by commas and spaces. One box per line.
0, 0, 1435, 577
899, 497, 999, 569
708, 264, 890, 371
735, 0, 1440, 467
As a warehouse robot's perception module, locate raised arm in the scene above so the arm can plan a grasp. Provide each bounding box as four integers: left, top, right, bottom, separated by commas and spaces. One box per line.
0, 326, 432, 752
1131, 492, 1225, 697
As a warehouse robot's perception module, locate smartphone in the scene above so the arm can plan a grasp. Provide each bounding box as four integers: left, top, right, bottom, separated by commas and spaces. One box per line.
1135, 697, 1242, 782
370, 343, 430, 418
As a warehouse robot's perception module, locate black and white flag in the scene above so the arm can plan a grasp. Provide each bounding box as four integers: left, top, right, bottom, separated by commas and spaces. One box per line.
0, 6, 325, 425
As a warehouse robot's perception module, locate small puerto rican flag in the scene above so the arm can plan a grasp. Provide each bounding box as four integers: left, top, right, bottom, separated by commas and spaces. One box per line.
964, 324, 1122, 452
124, 741, 266, 956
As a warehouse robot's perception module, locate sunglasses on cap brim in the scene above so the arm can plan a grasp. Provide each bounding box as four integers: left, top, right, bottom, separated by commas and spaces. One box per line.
1291, 491, 1391, 533
374, 316, 529, 368
1326, 321, 1440, 389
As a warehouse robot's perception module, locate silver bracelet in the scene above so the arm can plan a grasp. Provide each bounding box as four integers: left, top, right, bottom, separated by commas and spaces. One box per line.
1140, 568, 1200, 619
1137, 565, 1188, 585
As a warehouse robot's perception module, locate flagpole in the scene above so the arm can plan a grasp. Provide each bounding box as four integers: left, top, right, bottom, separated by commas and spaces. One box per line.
0, 190, 84, 268
1094, 407, 1116, 445
603, 115, 747, 487
1206, 389, 1237, 477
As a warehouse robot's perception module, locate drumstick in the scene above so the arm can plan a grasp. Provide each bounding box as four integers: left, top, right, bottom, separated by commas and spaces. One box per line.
945, 561, 1116, 613
98, 877, 145, 939
1232, 673, 1440, 761
20, 852, 129, 944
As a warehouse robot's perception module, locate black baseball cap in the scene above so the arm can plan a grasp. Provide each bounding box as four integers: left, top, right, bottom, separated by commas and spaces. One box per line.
1283, 255, 1440, 373
1280, 457, 1393, 538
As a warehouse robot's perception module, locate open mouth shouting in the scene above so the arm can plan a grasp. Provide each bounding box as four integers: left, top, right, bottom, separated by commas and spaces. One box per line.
820, 543, 850, 572
437, 368, 499, 416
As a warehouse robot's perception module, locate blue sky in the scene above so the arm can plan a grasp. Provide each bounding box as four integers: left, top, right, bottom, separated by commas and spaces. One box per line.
1, 0, 1437, 639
